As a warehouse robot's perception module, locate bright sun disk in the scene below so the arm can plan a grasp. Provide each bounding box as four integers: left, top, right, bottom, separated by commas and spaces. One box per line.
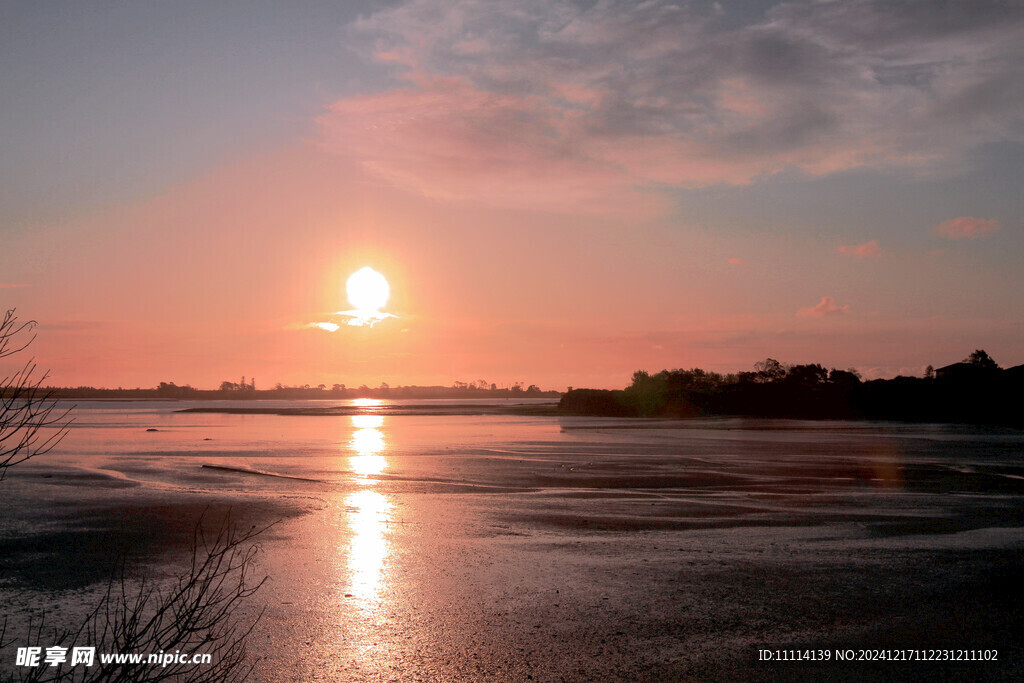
347, 267, 389, 313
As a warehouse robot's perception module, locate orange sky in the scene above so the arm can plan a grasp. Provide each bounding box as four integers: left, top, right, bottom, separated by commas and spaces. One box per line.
2, 1, 1022, 390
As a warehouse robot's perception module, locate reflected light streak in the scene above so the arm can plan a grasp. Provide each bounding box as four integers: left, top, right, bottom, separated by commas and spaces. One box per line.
351, 415, 384, 429
349, 413, 388, 478
344, 490, 392, 602
351, 428, 385, 456
353, 398, 383, 409
350, 452, 387, 477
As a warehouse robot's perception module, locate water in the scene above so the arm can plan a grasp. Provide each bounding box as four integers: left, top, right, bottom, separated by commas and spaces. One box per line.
2, 400, 1023, 679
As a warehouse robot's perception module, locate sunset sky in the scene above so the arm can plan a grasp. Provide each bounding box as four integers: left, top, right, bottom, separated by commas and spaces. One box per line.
2, 0, 1022, 390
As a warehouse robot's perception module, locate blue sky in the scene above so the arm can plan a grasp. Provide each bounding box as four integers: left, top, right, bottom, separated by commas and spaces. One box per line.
1, 0, 387, 222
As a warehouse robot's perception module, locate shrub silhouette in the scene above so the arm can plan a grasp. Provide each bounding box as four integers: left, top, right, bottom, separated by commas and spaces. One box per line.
0, 310, 267, 682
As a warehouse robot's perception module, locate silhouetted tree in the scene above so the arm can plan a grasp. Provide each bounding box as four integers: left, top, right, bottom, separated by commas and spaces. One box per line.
828, 368, 861, 388
1, 311, 268, 680
0, 310, 71, 481
753, 358, 786, 383
965, 349, 999, 370
786, 363, 828, 386
563, 354, 1021, 426
663, 368, 724, 393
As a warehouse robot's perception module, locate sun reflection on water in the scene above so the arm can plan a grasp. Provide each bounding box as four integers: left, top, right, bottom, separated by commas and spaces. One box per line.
351, 414, 384, 430
349, 415, 387, 478
343, 412, 393, 607
344, 489, 392, 602
352, 398, 383, 409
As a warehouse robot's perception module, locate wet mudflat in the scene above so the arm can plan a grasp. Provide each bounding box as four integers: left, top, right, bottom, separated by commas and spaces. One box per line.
1, 402, 1022, 680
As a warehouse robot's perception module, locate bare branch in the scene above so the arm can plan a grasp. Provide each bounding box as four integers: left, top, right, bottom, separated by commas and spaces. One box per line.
0, 309, 73, 480
5, 514, 271, 683
1, 311, 266, 681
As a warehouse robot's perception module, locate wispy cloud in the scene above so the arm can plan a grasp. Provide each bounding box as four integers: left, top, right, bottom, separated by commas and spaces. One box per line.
726, 257, 748, 266
307, 311, 397, 332
838, 240, 880, 257
0, 283, 29, 289
317, 78, 652, 214
933, 216, 1000, 239
323, 0, 1024, 209
797, 296, 850, 318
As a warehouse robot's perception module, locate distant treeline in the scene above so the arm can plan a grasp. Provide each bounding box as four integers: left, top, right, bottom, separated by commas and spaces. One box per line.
560, 351, 1024, 427
31, 381, 561, 401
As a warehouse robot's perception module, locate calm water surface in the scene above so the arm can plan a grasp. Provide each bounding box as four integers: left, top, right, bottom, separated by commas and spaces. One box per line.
3, 399, 1024, 680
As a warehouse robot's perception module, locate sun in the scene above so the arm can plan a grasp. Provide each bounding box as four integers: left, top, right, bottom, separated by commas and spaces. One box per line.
322, 267, 395, 327
347, 267, 390, 313
309, 266, 395, 330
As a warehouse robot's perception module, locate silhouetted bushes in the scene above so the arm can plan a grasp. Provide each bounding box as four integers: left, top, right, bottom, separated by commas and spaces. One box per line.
558, 389, 636, 417
560, 353, 1023, 427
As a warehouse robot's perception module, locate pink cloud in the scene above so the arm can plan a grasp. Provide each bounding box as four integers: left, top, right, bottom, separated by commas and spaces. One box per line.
796, 296, 850, 318
336, 0, 1024, 211
316, 77, 666, 215
837, 240, 880, 258
0, 283, 29, 288
726, 257, 748, 266
315, 75, 860, 213
933, 217, 1000, 240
